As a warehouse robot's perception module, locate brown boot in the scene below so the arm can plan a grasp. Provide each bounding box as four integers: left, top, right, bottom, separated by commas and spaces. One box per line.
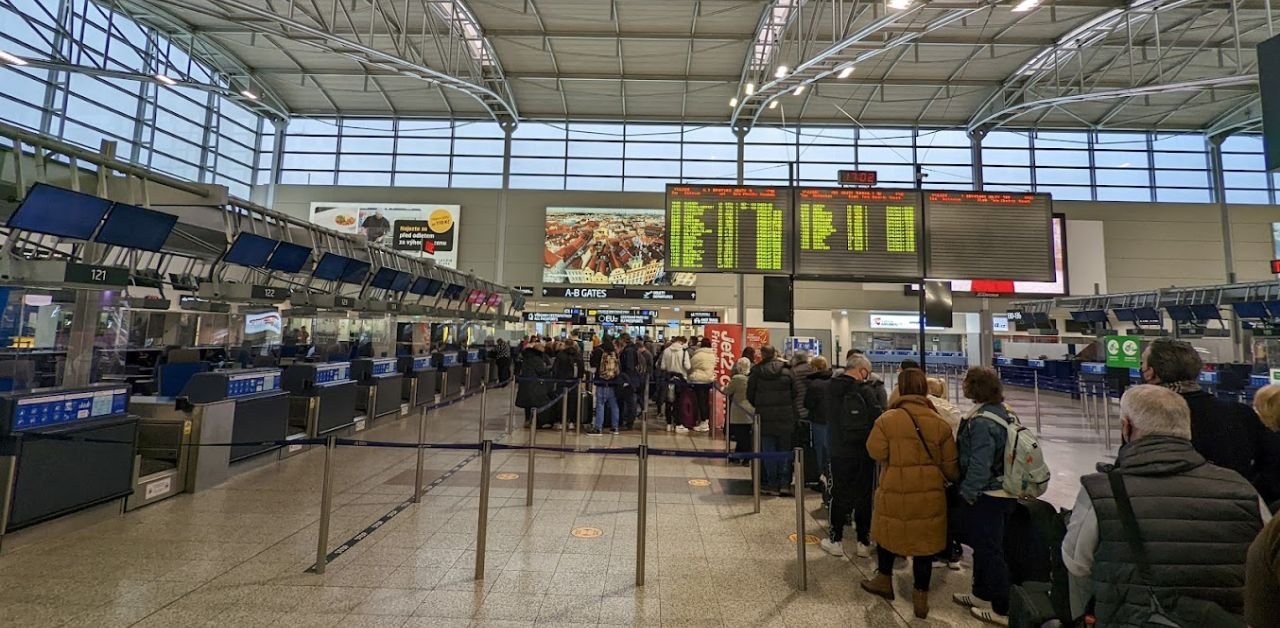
912, 590, 929, 619
860, 572, 895, 601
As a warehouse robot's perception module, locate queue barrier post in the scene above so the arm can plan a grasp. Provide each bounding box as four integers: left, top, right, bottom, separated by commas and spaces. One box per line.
478, 382, 488, 444
474, 439, 492, 580
635, 444, 648, 587
527, 408, 537, 507
314, 435, 336, 574
412, 405, 428, 503
1103, 384, 1113, 451
752, 413, 762, 515
794, 446, 807, 591
508, 377, 516, 434
641, 377, 649, 445
1033, 370, 1042, 433
559, 386, 569, 454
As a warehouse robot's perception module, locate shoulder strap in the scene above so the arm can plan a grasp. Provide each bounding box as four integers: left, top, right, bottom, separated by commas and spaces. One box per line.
1108, 471, 1155, 583
901, 409, 937, 465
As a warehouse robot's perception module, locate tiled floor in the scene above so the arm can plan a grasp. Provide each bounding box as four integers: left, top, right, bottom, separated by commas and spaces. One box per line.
0, 383, 1118, 627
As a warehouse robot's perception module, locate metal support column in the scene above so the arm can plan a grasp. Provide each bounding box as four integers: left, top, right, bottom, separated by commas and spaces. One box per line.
735, 127, 748, 352
1209, 134, 1243, 362
495, 123, 515, 284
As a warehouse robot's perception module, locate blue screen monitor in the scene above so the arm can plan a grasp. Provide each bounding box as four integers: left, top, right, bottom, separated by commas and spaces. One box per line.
1165, 305, 1195, 322
390, 271, 413, 293
1231, 302, 1271, 319
312, 252, 348, 281
93, 202, 178, 252
1190, 304, 1222, 321
266, 242, 311, 273
409, 277, 431, 295
445, 283, 465, 299
369, 267, 398, 289
9, 183, 113, 240
224, 233, 278, 267
340, 259, 370, 284
1112, 308, 1137, 322
424, 279, 444, 296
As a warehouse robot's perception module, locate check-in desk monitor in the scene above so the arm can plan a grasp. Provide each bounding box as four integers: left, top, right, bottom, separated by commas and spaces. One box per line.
399, 355, 438, 407
282, 362, 357, 436
437, 351, 464, 399
0, 384, 135, 531
352, 358, 402, 419
181, 368, 287, 463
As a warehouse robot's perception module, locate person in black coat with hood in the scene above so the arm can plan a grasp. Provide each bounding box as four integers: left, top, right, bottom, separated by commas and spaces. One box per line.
552, 342, 583, 425
516, 341, 553, 427
747, 345, 804, 496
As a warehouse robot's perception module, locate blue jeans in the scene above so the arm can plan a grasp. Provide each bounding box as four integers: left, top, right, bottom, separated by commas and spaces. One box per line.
760, 432, 792, 490
594, 385, 619, 431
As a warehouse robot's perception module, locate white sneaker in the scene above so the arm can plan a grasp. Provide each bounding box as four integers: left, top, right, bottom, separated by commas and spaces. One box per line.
970, 606, 1009, 626
953, 593, 986, 609
855, 543, 871, 558
675, 425, 690, 434
665, 424, 674, 432
818, 538, 846, 558
693, 421, 710, 432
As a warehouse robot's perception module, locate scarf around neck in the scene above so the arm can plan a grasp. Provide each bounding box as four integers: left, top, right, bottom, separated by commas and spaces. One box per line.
1162, 379, 1201, 394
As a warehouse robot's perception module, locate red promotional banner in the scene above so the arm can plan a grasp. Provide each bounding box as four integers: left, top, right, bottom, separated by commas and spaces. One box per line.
704, 323, 741, 432
747, 327, 771, 359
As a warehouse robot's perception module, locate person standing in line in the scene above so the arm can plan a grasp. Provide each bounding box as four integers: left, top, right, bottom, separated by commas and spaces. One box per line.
687, 337, 717, 433
860, 368, 960, 619
1246, 384, 1280, 626
722, 357, 755, 461
515, 341, 553, 428
618, 333, 641, 430
587, 340, 622, 436
819, 351, 884, 558
803, 355, 834, 506
927, 376, 964, 570
850, 348, 889, 410
953, 367, 1019, 625
635, 339, 653, 424
552, 341, 582, 426
742, 346, 757, 364
495, 338, 512, 382
747, 345, 803, 496
660, 336, 691, 430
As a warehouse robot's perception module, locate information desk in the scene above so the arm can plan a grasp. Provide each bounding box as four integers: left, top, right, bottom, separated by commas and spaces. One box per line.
181, 369, 287, 463
0, 384, 136, 533
282, 362, 357, 438
352, 358, 402, 420
463, 349, 488, 393
399, 355, 438, 408
437, 351, 465, 400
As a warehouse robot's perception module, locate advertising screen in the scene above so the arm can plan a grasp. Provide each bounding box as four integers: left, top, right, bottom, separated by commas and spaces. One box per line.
245, 310, 282, 336
542, 207, 694, 286
665, 185, 792, 274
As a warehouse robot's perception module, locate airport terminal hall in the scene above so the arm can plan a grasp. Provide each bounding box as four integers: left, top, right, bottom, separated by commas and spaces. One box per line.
9, 0, 1280, 626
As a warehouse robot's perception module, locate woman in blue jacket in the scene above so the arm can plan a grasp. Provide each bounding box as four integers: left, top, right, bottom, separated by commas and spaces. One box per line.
954, 367, 1018, 626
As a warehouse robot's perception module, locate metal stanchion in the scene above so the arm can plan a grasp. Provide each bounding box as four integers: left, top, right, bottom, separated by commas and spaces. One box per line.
752, 413, 762, 514
723, 392, 732, 457
635, 444, 648, 587
793, 447, 807, 591
641, 377, 650, 441
412, 406, 428, 503
314, 435, 336, 575
478, 382, 488, 443
559, 387, 569, 452
1033, 370, 1042, 433
508, 377, 516, 434
474, 439, 492, 580
1103, 384, 1113, 451
527, 408, 537, 507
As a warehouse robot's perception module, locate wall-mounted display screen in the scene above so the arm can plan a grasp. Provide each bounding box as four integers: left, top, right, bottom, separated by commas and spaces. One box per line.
390, 271, 413, 293
795, 187, 921, 279
940, 215, 1068, 296
925, 191, 1053, 281
424, 278, 444, 296
9, 183, 114, 240
265, 242, 311, 273
312, 252, 349, 281
224, 233, 279, 267
409, 277, 431, 295
369, 267, 399, 290
665, 185, 793, 274
542, 207, 695, 286
94, 203, 178, 252
339, 259, 370, 284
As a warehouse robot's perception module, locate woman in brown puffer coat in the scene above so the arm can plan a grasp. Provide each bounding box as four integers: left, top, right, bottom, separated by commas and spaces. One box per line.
859, 368, 960, 620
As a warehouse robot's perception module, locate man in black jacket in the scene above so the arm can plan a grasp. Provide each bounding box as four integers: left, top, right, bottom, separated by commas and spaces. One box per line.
1140, 338, 1267, 484
618, 334, 641, 430
819, 351, 884, 559
747, 345, 804, 496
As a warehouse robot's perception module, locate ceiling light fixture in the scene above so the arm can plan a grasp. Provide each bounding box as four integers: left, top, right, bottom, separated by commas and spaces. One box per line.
154, 74, 177, 86
793, 85, 805, 96
730, 97, 739, 107
0, 50, 28, 66
887, 0, 912, 9
1011, 0, 1040, 11
774, 65, 788, 78
769, 100, 778, 110
837, 64, 855, 79
240, 89, 258, 100
745, 82, 755, 96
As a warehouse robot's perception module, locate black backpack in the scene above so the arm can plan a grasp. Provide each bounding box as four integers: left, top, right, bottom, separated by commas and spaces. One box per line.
834, 381, 879, 440
1007, 499, 1074, 628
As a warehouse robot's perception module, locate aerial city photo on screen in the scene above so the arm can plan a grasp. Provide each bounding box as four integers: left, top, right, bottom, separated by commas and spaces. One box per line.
542, 207, 696, 286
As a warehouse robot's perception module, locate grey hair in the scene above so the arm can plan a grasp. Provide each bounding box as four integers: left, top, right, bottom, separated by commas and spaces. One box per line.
1120, 384, 1192, 440
846, 354, 872, 373
733, 357, 752, 376
790, 350, 810, 366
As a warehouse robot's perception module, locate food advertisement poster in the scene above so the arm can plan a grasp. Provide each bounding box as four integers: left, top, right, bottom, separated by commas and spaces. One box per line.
309, 202, 461, 269
542, 207, 695, 286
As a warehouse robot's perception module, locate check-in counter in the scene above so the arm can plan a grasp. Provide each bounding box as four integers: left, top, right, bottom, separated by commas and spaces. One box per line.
437, 351, 464, 400
282, 362, 358, 440
0, 384, 137, 533
399, 355, 438, 408
181, 369, 288, 463
463, 349, 488, 394
353, 358, 402, 420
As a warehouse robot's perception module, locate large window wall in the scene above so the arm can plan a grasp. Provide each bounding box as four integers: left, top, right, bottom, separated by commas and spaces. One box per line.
0, 0, 265, 197
277, 117, 1275, 203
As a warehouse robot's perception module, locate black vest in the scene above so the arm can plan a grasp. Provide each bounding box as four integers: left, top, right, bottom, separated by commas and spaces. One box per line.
1081, 436, 1261, 626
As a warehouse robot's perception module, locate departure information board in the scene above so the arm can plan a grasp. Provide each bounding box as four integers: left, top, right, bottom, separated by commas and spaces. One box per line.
924, 192, 1054, 281
796, 187, 922, 279
666, 185, 792, 274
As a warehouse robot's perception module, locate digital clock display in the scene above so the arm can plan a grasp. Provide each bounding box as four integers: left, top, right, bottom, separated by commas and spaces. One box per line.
837, 170, 878, 186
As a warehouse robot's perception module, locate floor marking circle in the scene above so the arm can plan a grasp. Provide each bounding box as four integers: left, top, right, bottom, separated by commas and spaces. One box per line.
571, 527, 604, 539
495, 472, 520, 480
788, 533, 821, 545
687, 479, 711, 487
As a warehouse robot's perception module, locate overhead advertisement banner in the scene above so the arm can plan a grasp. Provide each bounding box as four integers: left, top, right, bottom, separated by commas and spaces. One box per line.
309, 202, 461, 269
542, 207, 695, 286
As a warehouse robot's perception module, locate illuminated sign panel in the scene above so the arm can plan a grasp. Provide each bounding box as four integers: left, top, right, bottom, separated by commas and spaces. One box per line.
795, 187, 921, 280
665, 185, 792, 274
924, 191, 1054, 282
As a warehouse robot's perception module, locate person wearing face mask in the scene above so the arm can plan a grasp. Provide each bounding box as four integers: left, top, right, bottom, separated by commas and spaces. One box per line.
1061, 384, 1266, 626
818, 351, 884, 560
1139, 338, 1267, 483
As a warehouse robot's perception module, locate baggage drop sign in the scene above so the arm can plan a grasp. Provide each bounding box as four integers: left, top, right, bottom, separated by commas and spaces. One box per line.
1104, 335, 1142, 369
